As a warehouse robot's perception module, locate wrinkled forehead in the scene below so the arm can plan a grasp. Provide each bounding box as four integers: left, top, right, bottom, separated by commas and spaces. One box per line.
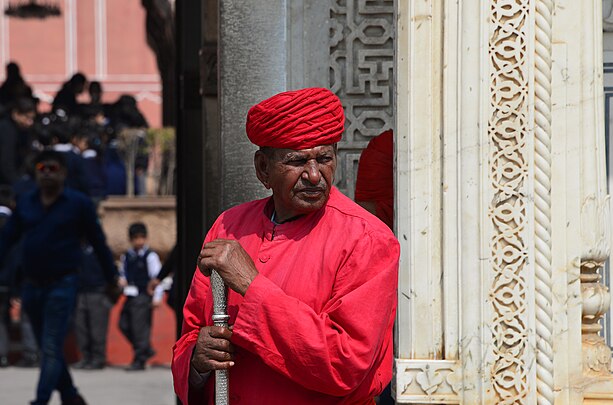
265, 144, 337, 160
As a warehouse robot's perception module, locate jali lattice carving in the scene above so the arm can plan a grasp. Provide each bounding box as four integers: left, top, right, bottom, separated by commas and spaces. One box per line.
329, 0, 394, 149
488, 1, 530, 403
329, 0, 394, 198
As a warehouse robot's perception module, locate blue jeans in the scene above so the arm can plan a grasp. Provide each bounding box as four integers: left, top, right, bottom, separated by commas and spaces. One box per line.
22, 274, 80, 405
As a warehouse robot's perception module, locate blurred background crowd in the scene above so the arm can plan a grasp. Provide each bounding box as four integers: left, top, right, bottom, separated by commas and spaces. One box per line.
0, 62, 153, 204
0, 60, 177, 372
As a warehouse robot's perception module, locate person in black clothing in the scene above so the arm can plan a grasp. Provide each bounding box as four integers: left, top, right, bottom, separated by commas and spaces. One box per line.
103, 140, 127, 196
108, 95, 148, 131
52, 73, 87, 115
79, 81, 109, 124
0, 62, 34, 116
87, 81, 102, 106
118, 222, 162, 371
79, 132, 107, 207
0, 97, 36, 187
0, 186, 14, 367
72, 242, 114, 370
0, 62, 24, 106
0, 150, 120, 405
46, 115, 90, 196
0, 186, 39, 369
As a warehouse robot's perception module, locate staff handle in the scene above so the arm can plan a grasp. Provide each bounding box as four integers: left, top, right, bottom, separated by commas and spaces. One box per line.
211, 270, 229, 405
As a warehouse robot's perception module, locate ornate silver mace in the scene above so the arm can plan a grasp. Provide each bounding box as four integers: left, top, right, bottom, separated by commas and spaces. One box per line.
211, 270, 229, 405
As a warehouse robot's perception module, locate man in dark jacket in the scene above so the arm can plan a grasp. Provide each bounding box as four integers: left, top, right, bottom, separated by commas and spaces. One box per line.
0, 150, 120, 405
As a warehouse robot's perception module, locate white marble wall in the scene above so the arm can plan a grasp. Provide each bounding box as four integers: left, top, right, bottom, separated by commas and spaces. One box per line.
216, 0, 613, 402
395, 1, 613, 403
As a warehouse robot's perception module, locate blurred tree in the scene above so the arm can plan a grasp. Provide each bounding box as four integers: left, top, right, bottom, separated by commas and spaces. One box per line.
142, 0, 175, 127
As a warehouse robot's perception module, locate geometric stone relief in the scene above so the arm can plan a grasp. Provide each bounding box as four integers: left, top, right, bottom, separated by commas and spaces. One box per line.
329, 0, 394, 198
395, 360, 460, 404
335, 152, 361, 201
488, 0, 531, 403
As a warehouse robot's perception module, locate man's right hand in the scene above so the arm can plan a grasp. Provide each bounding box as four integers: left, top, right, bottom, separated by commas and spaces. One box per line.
191, 325, 235, 373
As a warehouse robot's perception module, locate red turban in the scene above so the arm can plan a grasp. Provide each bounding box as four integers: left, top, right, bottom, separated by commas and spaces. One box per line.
355, 130, 394, 229
246, 87, 345, 149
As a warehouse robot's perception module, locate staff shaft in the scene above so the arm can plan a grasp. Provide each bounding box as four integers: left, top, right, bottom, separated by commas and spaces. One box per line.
211, 270, 229, 405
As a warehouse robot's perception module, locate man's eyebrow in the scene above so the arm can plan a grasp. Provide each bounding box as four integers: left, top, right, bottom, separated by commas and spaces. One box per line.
282, 152, 306, 161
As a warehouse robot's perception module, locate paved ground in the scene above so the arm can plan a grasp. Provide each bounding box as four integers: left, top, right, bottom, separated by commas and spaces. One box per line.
0, 364, 176, 405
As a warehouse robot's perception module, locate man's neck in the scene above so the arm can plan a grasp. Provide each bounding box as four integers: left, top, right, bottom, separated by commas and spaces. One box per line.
271, 209, 302, 225
39, 186, 63, 208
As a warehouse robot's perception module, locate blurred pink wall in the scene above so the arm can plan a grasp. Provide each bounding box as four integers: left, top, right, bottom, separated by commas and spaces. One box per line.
0, 0, 162, 128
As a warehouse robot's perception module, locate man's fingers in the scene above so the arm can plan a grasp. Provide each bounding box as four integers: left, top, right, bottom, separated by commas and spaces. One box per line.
204, 348, 235, 362
207, 325, 233, 341
206, 338, 234, 354
193, 326, 235, 373
193, 354, 234, 373
206, 359, 235, 370
196, 252, 212, 276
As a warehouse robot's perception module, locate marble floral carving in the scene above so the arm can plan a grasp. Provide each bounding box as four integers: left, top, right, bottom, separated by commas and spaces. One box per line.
488, 0, 530, 403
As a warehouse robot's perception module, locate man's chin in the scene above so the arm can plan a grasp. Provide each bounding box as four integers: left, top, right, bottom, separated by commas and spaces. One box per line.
38, 180, 60, 189
295, 195, 329, 213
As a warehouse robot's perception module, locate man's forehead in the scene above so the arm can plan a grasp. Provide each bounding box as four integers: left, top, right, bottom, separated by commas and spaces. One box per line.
275, 144, 336, 157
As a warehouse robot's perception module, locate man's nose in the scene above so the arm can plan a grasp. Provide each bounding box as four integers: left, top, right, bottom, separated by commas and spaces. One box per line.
301, 160, 321, 184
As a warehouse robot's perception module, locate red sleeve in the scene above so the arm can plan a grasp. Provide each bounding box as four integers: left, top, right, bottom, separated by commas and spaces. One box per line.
231, 230, 399, 397
172, 217, 223, 404
171, 270, 211, 404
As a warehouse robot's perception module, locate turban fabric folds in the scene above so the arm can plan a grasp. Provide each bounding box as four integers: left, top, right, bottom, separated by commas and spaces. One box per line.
246, 87, 345, 149
354, 129, 394, 229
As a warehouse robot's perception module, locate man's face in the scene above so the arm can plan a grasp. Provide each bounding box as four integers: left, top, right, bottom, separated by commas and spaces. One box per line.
35, 160, 66, 189
255, 144, 337, 222
11, 110, 35, 130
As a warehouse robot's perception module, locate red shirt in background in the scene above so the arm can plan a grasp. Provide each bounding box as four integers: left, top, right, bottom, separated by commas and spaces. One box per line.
355, 130, 394, 229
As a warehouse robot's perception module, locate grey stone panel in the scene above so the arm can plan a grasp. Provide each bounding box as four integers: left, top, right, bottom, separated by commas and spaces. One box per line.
218, 0, 394, 203
219, 0, 288, 210
330, 0, 395, 198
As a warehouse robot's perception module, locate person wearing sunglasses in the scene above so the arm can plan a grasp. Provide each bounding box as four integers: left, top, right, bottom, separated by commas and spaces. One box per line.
0, 150, 120, 405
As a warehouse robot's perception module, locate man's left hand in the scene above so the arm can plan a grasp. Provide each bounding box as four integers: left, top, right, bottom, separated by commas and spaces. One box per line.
197, 239, 259, 296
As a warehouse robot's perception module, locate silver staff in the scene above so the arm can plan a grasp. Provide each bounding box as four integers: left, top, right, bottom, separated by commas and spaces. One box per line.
211, 270, 229, 405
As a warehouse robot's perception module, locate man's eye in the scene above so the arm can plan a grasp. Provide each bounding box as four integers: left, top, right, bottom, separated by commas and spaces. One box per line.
317, 156, 333, 163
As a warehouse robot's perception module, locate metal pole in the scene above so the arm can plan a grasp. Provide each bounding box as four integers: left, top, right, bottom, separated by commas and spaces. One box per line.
211, 270, 229, 404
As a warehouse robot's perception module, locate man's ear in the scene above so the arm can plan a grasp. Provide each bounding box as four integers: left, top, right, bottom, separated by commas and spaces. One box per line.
254, 150, 271, 189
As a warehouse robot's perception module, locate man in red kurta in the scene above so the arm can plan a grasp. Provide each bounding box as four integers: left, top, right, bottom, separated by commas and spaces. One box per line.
172, 87, 399, 404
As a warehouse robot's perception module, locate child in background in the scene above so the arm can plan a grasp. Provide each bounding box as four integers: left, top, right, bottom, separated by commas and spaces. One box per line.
118, 222, 162, 371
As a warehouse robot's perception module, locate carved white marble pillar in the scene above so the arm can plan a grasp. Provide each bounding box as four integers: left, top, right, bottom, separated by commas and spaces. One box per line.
395, 0, 612, 403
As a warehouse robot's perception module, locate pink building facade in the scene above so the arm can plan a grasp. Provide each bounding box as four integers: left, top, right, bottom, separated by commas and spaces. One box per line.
0, 0, 162, 128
